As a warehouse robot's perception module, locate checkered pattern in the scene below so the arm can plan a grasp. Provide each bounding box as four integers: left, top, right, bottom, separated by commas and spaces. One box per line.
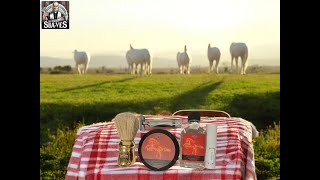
65, 116, 257, 180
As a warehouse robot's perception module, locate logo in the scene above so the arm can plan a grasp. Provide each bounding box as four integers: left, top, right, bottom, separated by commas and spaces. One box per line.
183, 138, 204, 155
145, 138, 171, 159
41, 1, 69, 29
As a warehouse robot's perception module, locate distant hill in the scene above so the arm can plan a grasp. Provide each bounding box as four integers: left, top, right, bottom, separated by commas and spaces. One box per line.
40, 56, 73, 67
40, 55, 126, 68
41, 55, 178, 68
40, 54, 279, 68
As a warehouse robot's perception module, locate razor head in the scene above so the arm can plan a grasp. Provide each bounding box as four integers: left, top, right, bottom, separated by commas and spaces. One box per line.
139, 115, 182, 131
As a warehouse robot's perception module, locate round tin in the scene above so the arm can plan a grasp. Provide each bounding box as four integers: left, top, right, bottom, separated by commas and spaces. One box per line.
138, 129, 179, 171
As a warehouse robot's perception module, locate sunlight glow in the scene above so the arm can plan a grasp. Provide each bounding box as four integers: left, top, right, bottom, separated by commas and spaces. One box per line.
40, 0, 280, 65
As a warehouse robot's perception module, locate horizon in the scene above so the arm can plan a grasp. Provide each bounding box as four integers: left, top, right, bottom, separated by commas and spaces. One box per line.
40, 54, 280, 68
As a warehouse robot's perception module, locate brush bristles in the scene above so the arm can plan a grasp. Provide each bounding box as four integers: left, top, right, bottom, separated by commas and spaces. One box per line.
113, 112, 140, 141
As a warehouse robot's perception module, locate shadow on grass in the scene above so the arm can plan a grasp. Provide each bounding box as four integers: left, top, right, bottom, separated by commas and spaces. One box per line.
41, 80, 279, 144
222, 91, 280, 130
54, 77, 137, 93
40, 81, 223, 145
40, 99, 164, 145
169, 81, 223, 112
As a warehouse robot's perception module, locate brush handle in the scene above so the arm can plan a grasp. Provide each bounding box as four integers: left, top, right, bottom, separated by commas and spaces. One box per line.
118, 141, 136, 166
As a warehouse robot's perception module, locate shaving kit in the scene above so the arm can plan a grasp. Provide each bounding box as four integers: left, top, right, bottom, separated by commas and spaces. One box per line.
113, 112, 218, 171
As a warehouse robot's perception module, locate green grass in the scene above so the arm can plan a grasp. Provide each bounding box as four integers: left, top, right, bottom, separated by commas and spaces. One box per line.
40, 73, 279, 144
254, 122, 280, 179
40, 73, 280, 179
40, 122, 85, 180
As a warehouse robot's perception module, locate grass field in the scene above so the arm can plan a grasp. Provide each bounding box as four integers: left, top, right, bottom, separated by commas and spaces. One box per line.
40, 73, 280, 179
40, 73, 279, 144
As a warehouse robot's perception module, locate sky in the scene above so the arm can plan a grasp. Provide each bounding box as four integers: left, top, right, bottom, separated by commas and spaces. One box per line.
40, 0, 280, 66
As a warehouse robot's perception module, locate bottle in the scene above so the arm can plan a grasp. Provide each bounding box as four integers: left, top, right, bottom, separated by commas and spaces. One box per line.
204, 124, 217, 169
179, 112, 206, 169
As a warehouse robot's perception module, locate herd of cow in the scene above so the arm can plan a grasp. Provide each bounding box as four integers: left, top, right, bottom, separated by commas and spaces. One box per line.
72, 42, 248, 75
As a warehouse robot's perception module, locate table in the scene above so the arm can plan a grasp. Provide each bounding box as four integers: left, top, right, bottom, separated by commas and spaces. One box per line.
65, 115, 257, 180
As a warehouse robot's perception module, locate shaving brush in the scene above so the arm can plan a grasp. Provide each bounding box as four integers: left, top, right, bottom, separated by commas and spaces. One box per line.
113, 112, 140, 166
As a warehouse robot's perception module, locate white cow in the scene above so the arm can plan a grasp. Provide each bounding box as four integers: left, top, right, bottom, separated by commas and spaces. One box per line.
140, 48, 152, 75
230, 42, 248, 74
207, 44, 221, 74
177, 45, 191, 74
73, 49, 90, 75
145, 54, 153, 75
126, 44, 151, 75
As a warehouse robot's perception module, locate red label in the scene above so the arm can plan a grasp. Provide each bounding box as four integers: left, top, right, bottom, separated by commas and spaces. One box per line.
182, 133, 206, 157
141, 133, 175, 161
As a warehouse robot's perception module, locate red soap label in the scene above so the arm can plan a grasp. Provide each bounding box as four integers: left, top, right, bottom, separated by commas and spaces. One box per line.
141, 133, 175, 161
182, 133, 206, 161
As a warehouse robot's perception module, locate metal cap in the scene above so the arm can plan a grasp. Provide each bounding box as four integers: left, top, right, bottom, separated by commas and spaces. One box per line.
188, 111, 200, 123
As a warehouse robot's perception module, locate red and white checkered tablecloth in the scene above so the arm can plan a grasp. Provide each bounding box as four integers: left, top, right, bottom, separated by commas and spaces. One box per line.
65, 116, 257, 180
